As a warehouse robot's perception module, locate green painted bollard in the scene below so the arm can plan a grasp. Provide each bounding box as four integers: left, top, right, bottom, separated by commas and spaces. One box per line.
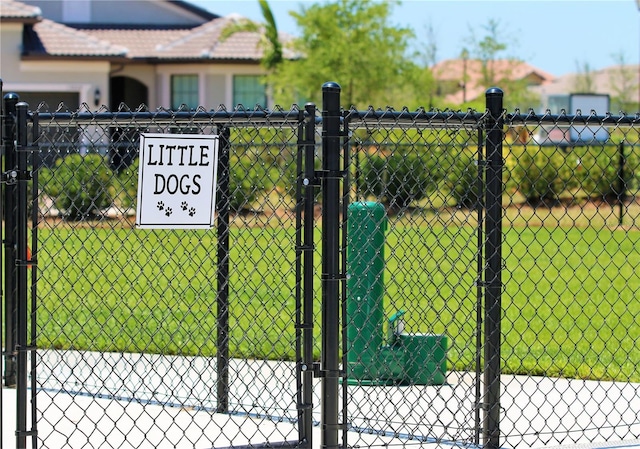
346, 201, 387, 381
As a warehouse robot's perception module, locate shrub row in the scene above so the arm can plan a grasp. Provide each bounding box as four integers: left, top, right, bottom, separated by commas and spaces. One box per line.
357, 146, 479, 208
507, 145, 640, 203
359, 143, 640, 207
40, 144, 640, 219
40, 154, 113, 220
40, 151, 295, 219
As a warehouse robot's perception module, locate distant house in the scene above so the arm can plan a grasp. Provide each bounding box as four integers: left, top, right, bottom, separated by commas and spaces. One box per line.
529, 65, 640, 114
0, 0, 276, 111
431, 58, 555, 105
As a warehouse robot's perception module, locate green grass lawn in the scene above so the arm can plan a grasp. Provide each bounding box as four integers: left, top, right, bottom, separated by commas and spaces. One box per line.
36, 225, 301, 359
32, 218, 640, 382
502, 226, 640, 381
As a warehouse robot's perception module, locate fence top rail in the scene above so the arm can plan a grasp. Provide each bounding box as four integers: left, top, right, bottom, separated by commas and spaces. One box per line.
23, 105, 309, 128
16, 101, 640, 130
344, 107, 486, 129
345, 108, 640, 128
507, 111, 640, 126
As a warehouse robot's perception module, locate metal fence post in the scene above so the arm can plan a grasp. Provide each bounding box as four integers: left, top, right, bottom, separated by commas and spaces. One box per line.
483, 87, 504, 449
474, 127, 485, 446
3, 92, 19, 389
0, 77, 3, 449
15, 101, 31, 449
296, 102, 317, 447
340, 109, 350, 449
216, 126, 231, 414
618, 141, 625, 226
321, 81, 342, 449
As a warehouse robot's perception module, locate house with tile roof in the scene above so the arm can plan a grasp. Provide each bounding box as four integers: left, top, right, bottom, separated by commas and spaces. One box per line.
432, 57, 639, 113
431, 58, 556, 105
0, 0, 276, 111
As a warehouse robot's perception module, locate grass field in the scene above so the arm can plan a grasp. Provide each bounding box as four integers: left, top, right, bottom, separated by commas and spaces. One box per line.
31, 209, 640, 383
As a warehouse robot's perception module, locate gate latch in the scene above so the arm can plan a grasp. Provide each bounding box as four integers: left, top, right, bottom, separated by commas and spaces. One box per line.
311, 363, 345, 379
2, 169, 32, 184
2, 170, 18, 184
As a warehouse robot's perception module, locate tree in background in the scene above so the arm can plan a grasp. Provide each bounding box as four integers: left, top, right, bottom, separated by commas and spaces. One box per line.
226, 1, 539, 112
461, 18, 537, 111
573, 61, 596, 94
416, 21, 440, 109
465, 19, 508, 88
220, 0, 282, 70
609, 51, 639, 113
269, 0, 427, 109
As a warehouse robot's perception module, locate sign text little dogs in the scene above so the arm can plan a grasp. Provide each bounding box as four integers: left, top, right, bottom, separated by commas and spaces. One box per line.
136, 133, 219, 229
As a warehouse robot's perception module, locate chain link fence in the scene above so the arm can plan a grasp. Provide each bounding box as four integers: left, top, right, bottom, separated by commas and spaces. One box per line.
499, 111, 640, 448
340, 104, 640, 449
2, 83, 640, 449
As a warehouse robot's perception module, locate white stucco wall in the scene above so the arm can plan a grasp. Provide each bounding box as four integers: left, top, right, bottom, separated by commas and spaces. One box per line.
2, 22, 266, 111
111, 64, 157, 109
0, 23, 25, 83
5, 61, 110, 110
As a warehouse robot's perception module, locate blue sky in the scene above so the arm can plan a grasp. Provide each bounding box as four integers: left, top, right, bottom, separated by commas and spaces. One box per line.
191, 0, 640, 76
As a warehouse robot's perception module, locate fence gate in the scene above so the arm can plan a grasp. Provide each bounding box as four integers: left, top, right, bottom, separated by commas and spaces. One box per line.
2, 90, 323, 448
332, 88, 504, 448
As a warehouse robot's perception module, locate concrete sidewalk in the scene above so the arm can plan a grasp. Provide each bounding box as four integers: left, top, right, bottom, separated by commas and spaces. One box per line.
2, 386, 310, 449
2, 350, 640, 449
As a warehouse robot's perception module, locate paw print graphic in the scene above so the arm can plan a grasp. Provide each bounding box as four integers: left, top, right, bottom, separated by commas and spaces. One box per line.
165, 207, 173, 217
157, 201, 165, 211
188, 207, 196, 217
181, 201, 189, 211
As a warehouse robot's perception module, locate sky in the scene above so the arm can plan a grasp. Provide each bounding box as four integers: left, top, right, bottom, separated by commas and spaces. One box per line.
190, 0, 640, 76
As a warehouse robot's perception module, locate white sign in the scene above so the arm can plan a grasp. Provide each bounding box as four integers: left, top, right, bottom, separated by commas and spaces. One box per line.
136, 133, 219, 229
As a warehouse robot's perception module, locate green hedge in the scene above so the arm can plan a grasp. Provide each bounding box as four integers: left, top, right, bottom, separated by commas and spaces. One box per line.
508, 144, 640, 203
358, 145, 480, 208
359, 150, 436, 209
38, 143, 640, 221
228, 154, 268, 212
40, 151, 286, 218
357, 143, 640, 209
40, 154, 113, 219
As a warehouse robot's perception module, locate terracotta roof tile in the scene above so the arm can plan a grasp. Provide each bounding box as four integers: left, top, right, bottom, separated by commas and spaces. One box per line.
0, 0, 41, 21
530, 64, 640, 100
210, 31, 263, 59
433, 58, 555, 84
27, 19, 127, 57
79, 28, 190, 58
77, 16, 265, 61
155, 18, 262, 59
432, 58, 556, 103
4, 2, 285, 63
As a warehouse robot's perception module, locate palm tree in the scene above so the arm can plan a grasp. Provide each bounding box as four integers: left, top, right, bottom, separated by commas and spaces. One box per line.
220, 0, 282, 70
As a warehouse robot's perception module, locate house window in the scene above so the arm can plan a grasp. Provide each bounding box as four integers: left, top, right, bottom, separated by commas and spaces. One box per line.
171, 75, 198, 109
233, 75, 266, 108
